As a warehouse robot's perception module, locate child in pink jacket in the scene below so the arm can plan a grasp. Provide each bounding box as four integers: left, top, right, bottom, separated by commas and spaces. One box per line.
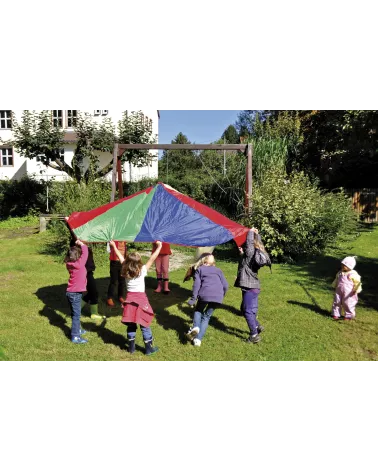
65, 239, 89, 343
331, 256, 362, 320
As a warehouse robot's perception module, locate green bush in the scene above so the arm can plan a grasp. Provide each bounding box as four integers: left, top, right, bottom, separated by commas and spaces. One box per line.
44, 179, 113, 263
0, 176, 47, 219
243, 169, 358, 260
0, 214, 39, 229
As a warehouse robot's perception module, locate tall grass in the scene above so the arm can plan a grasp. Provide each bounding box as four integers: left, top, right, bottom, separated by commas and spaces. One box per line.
251, 137, 289, 184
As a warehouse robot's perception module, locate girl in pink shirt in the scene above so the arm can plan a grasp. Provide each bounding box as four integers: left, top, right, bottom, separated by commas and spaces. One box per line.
65, 239, 89, 344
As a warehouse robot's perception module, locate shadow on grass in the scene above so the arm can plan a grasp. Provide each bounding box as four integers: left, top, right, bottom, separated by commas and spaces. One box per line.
283, 253, 378, 313
35, 274, 246, 349
287, 301, 331, 318
178, 304, 247, 342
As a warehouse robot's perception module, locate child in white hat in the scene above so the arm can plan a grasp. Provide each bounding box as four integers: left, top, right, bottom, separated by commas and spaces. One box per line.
331, 256, 362, 320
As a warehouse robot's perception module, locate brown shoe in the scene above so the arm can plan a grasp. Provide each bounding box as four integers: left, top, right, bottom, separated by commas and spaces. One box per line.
107, 298, 115, 307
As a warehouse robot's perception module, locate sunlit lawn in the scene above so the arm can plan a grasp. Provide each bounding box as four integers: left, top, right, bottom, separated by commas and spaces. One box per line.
0, 222, 377, 361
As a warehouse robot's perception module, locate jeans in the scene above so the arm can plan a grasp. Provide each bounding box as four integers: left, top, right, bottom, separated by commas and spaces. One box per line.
66, 291, 83, 339
126, 323, 152, 341
193, 301, 218, 341
241, 288, 260, 335
107, 261, 126, 300
83, 271, 98, 305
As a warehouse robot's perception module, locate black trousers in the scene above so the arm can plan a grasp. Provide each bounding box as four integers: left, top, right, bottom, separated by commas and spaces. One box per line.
107, 260, 126, 300
83, 271, 98, 305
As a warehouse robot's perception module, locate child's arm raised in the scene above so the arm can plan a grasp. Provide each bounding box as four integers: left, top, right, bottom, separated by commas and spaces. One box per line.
76, 239, 88, 264
243, 228, 259, 258
145, 241, 162, 271
109, 241, 125, 264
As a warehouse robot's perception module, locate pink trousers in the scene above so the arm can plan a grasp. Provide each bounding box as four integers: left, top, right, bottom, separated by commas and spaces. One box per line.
332, 291, 358, 319
155, 254, 170, 279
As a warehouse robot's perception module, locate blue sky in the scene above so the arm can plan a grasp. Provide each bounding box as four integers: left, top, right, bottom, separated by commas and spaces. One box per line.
158, 110, 241, 145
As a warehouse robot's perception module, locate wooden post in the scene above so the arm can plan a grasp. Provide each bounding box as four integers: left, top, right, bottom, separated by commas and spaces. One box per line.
245, 143, 253, 215
117, 156, 124, 199
39, 216, 47, 233
248, 143, 253, 214
111, 143, 119, 202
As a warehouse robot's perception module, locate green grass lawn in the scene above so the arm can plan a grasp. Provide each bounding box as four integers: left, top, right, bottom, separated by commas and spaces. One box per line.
0, 223, 377, 361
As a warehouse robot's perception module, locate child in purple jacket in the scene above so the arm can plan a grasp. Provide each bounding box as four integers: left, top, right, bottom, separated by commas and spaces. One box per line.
186, 254, 228, 347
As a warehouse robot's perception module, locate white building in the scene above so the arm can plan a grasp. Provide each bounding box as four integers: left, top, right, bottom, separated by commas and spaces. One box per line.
0, 109, 159, 182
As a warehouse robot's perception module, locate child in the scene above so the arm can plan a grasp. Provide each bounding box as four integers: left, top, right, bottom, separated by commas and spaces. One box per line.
183, 252, 213, 282
235, 228, 264, 344
331, 256, 362, 320
65, 239, 89, 344
82, 245, 105, 320
152, 242, 172, 294
67, 222, 103, 321
186, 254, 228, 347
107, 240, 127, 307
109, 240, 163, 356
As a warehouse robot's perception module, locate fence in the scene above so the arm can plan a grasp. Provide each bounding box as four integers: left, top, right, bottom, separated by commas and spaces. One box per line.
351, 189, 378, 222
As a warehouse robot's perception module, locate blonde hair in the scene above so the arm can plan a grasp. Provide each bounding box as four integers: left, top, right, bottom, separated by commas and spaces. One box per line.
121, 252, 143, 279
194, 253, 214, 270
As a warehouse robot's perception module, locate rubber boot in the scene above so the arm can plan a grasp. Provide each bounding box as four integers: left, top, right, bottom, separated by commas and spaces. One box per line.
90, 304, 105, 320
144, 338, 159, 356
127, 336, 136, 354
163, 279, 170, 294
154, 278, 163, 293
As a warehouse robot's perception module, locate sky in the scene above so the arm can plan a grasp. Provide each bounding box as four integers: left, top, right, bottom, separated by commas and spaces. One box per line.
158, 110, 241, 145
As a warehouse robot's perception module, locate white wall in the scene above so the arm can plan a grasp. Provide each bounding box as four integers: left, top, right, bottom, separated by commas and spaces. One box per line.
0, 109, 159, 182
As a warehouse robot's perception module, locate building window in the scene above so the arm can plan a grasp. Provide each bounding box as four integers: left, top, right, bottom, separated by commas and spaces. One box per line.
101, 110, 108, 115
52, 110, 63, 127
94, 110, 101, 115
1, 148, 13, 166
0, 110, 12, 129
149, 118, 153, 132
67, 110, 78, 127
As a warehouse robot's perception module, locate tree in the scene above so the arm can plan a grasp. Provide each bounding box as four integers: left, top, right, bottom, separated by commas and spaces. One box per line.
221, 124, 239, 143
234, 110, 272, 137
158, 132, 198, 182
7, 110, 156, 184
298, 110, 378, 188
117, 111, 157, 182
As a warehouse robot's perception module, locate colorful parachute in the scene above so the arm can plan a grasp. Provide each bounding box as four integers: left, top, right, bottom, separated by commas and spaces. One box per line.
66, 182, 249, 247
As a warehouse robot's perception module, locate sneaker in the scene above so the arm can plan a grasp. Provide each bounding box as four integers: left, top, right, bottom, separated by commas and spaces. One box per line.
193, 338, 202, 347
71, 336, 88, 344
257, 325, 265, 334
332, 316, 340, 320
186, 326, 200, 341
245, 334, 261, 344
80, 329, 87, 335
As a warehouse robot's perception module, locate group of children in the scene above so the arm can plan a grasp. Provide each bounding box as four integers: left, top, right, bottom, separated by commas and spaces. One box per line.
64, 226, 363, 354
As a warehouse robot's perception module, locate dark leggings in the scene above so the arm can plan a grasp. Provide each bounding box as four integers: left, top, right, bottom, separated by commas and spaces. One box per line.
83, 271, 98, 305
107, 261, 126, 300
